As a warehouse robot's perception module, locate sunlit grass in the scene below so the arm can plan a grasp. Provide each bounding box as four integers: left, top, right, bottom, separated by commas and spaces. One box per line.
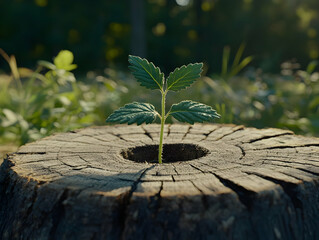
0, 50, 318, 155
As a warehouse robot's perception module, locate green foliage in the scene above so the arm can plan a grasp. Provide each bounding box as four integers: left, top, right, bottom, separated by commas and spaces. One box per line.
53, 50, 77, 71
0, 49, 126, 146
128, 56, 317, 136
169, 100, 220, 124
3, 0, 319, 73
106, 55, 220, 163
128, 55, 164, 90
214, 103, 233, 124
201, 59, 319, 136
0, 49, 78, 145
1, 49, 318, 160
166, 63, 203, 91
221, 44, 253, 80
106, 102, 158, 125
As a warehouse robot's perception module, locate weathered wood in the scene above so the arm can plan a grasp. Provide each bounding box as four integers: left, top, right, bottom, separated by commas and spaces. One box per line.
1, 124, 319, 240
0, 145, 18, 165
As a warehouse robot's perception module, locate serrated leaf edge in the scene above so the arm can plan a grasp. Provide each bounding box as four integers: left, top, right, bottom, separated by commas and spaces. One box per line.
168, 100, 221, 123
128, 55, 164, 91
106, 102, 159, 125
166, 63, 203, 91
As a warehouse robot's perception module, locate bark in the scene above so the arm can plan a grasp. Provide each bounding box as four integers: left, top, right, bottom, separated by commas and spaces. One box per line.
1, 124, 319, 240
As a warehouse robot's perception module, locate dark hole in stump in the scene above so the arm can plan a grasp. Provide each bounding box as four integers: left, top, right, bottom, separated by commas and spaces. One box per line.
121, 143, 209, 163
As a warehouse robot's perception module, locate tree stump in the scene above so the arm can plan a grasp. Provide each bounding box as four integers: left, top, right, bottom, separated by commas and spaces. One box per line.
1, 124, 319, 240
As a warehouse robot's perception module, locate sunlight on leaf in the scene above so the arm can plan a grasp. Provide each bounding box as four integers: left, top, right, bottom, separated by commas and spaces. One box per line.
106, 102, 159, 125
167, 63, 203, 92
128, 55, 164, 91
169, 100, 220, 124
54, 50, 77, 71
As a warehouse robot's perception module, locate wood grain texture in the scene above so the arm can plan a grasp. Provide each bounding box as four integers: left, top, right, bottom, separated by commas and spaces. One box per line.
1, 124, 319, 240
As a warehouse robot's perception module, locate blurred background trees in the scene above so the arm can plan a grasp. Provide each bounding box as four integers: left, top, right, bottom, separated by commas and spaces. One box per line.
1, 0, 319, 74
0, 0, 318, 153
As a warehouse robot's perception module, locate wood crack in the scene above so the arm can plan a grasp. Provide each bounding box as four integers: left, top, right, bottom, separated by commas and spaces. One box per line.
246, 172, 307, 237
235, 144, 246, 160
246, 132, 293, 143
118, 166, 155, 240
244, 172, 303, 210
260, 158, 319, 169
214, 126, 244, 141
190, 180, 209, 209
260, 144, 319, 150
171, 175, 176, 182
182, 126, 192, 140
172, 164, 179, 175
14, 159, 57, 165
200, 126, 221, 141
166, 124, 171, 137
189, 163, 260, 211
3, 124, 319, 239
85, 134, 123, 145
141, 125, 154, 141
15, 152, 46, 155
148, 181, 163, 214
295, 167, 319, 177
254, 162, 318, 181
111, 133, 132, 142
189, 163, 209, 173
212, 173, 256, 210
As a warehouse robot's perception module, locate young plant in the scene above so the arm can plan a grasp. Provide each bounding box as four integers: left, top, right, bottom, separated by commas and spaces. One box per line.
106, 55, 220, 163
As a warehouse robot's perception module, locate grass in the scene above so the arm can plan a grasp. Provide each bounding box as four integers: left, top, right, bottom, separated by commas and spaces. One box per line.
0, 50, 318, 158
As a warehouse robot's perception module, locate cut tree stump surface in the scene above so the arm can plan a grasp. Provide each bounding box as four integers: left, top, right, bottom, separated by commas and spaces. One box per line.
1, 124, 319, 240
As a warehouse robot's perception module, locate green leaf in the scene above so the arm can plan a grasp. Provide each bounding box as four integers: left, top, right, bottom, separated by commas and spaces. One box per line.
309, 96, 319, 110
128, 55, 164, 91
2, 109, 19, 126
38, 60, 56, 70
166, 63, 203, 92
106, 102, 158, 125
168, 100, 220, 124
229, 56, 253, 77
307, 60, 318, 74
54, 50, 77, 71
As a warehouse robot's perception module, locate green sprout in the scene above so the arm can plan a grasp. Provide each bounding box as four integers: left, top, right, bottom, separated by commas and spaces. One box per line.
106, 55, 220, 163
